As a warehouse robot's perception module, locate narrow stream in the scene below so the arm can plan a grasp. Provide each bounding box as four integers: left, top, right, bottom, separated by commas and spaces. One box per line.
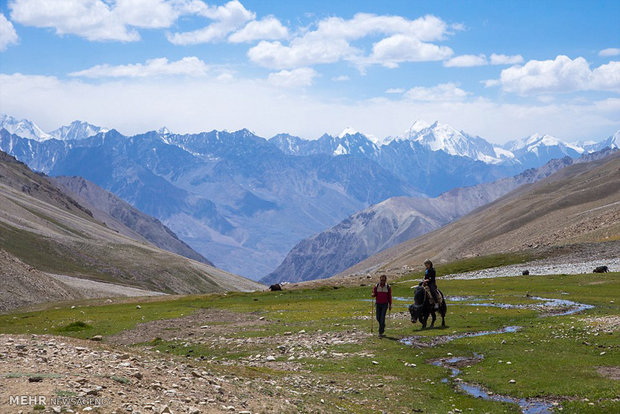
430, 355, 553, 414
400, 326, 520, 347
397, 293, 595, 413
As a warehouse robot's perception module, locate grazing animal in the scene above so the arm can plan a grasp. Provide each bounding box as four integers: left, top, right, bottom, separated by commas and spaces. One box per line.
408, 284, 447, 329
593, 266, 609, 273
269, 283, 282, 291
522, 270, 530, 275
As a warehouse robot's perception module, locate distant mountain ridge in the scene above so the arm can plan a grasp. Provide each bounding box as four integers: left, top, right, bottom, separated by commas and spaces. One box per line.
261, 155, 579, 285
0, 114, 107, 142
1, 113, 617, 280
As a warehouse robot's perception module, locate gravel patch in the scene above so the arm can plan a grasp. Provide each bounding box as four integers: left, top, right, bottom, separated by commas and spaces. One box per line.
442, 258, 620, 280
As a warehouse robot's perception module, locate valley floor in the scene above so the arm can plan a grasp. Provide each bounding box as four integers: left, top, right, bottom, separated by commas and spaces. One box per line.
1, 261, 619, 413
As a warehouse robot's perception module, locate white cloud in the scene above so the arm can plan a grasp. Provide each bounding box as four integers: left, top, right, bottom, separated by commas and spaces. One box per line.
591, 61, 620, 91
369, 35, 453, 68
599, 48, 620, 57
444, 53, 523, 67
489, 53, 523, 65
404, 83, 468, 101
444, 54, 487, 67
167, 0, 254, 45
1, 73, 619, 144
385, 88, 405, 94
495, 55, 620, 95
311, 13, 448, 42
228, 16, 288, 43
0, 13, 18, 51
248, 37, 358, 69
69, 57, 210, 78
248, 13, 452, 69
9, 0, 204, 41
267, 67, 317, 88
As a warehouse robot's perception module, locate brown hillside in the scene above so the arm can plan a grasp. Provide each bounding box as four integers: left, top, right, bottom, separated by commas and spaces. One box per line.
337, 151, 620, 278
0, 151, 262, 312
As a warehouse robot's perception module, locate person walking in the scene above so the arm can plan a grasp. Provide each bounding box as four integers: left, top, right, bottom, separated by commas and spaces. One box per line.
372, 275, 392, 338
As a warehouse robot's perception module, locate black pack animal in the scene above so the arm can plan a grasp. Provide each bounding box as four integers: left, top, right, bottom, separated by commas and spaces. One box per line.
593, 266, 609, 273
522, 270, 530, 275
269, 283, 282, 291
408, 284, 447, 329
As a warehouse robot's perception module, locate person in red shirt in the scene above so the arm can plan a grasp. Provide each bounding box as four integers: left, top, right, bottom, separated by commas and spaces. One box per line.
372, 275, 392, 337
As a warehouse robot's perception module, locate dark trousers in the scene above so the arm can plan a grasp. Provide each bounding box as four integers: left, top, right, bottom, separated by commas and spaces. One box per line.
376, 303, 389, 335
428, 283, 439, 303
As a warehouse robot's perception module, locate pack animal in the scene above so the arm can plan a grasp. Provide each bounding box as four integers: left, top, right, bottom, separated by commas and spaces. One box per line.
408, 284, 447, 329
593, 266, 609, 273
269, 283, 282, 291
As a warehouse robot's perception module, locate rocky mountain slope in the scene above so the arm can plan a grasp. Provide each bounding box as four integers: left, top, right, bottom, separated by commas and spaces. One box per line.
52, 175, 213, 266
262, 156, 578, 284
0, 151, 262, 311
337, 150, 620, 279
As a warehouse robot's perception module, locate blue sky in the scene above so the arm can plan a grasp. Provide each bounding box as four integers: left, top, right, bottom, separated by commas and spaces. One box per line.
0, 0, 619, 144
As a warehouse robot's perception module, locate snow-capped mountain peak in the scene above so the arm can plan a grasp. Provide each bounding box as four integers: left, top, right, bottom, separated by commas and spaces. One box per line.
0, 114, 52, 141
158, 126, 171, 135
403, 119, 431, 139
610, 130, 620, 149
338, 126, 358, 138
515, 133, 584, 154
49, 120, 109, 141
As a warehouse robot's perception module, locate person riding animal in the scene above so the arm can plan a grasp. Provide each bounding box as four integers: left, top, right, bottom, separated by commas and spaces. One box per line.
423, 259, 441, 309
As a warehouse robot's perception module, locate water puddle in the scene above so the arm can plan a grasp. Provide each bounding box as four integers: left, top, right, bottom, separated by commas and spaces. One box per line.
431, 354, 554, 414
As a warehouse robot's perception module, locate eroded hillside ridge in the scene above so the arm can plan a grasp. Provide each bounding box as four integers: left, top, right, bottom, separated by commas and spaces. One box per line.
337, 149, 620, 279
0, 150, 262, 312
52, 176, 213, 266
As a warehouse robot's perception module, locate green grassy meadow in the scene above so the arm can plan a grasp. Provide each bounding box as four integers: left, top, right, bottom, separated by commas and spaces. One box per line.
1, 256, 619, 413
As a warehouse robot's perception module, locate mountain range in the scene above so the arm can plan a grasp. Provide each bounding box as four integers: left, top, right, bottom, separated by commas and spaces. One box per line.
1, 114, 618, 280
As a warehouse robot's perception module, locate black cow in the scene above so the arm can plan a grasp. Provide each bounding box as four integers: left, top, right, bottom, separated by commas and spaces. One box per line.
593, 266, 609, 273
522, 270, 530, 275
269, 283, 282, 291
408, 284, 447, 329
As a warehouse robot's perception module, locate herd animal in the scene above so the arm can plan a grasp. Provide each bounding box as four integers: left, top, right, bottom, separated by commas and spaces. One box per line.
593, 265, 609, 273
